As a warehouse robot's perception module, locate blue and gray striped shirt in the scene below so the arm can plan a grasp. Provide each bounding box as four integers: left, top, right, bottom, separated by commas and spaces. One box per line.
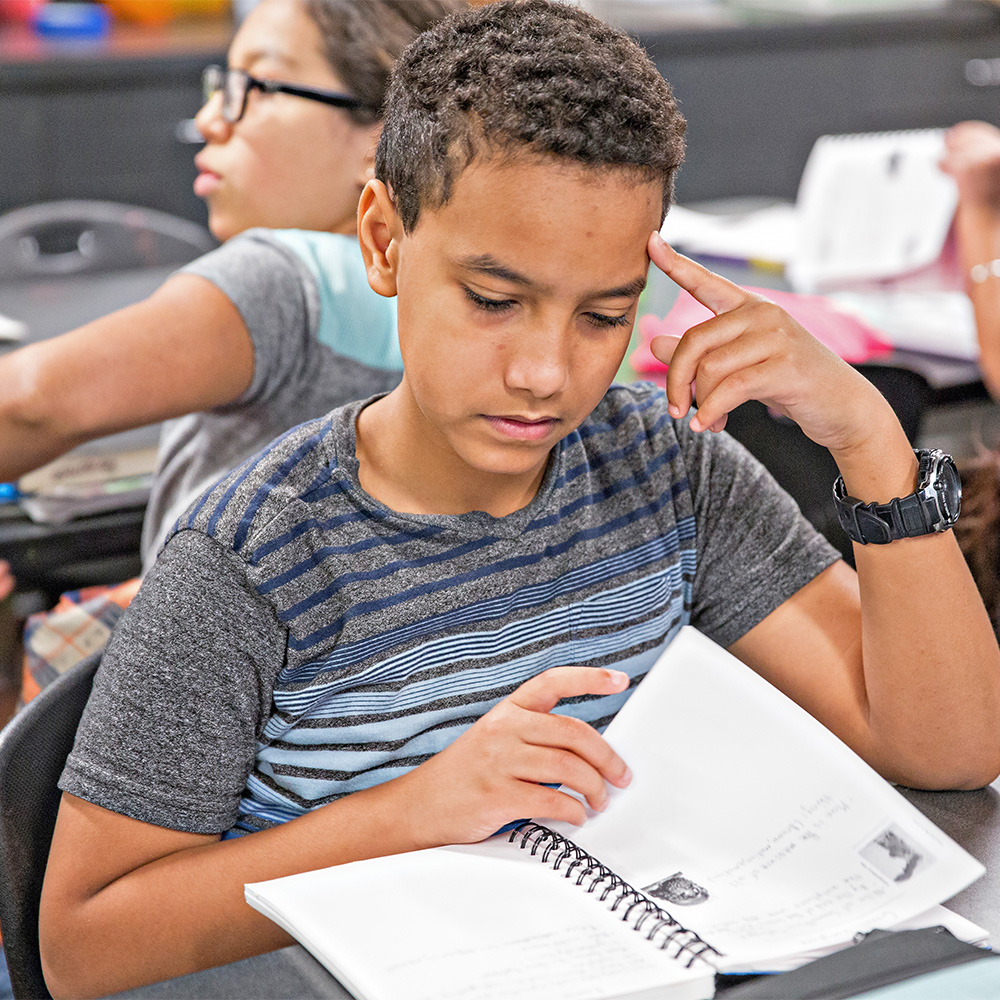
62, 383, 837, 836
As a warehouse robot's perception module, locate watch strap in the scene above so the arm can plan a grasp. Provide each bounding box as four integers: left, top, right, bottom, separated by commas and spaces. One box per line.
833, 449, 959, 545
835, 491, 940, 545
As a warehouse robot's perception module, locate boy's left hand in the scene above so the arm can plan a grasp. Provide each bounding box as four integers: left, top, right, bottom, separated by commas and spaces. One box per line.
646, 233, 897, 466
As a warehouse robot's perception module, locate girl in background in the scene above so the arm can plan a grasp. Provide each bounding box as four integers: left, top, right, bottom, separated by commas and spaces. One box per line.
0, 0, 465, 709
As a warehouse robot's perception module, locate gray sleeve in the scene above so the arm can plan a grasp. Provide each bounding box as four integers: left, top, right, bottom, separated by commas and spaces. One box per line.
679, 418, 841, 648
177, 229, 318, 408
59, 530, 286, 834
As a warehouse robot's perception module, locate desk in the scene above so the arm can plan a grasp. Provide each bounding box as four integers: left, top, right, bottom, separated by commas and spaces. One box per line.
100, 779, 1000, 1000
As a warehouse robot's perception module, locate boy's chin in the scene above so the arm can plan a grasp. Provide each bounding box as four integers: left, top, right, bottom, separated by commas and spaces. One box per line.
457, 443, 555, 481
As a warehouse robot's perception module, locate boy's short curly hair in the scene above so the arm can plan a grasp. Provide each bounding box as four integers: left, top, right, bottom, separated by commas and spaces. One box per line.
375, 0, 686, 232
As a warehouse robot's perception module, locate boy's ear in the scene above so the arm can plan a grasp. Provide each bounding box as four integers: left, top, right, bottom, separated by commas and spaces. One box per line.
358, 179, 401, 298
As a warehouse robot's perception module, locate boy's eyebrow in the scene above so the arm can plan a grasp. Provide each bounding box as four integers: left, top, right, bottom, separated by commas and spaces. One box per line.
456, 254, 648, 299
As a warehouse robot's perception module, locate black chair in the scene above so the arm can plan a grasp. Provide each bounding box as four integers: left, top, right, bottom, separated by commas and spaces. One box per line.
0, 653, 100, 1000
0, 200, 215, 279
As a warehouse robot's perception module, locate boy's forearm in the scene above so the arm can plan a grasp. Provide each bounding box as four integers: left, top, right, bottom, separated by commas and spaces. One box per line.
41, 779, 433, 999
42, 662, 635, 998
835, 428, 1000, 789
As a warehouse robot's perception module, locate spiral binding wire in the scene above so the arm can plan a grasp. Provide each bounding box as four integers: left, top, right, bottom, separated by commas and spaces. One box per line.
509, 822, 722, 968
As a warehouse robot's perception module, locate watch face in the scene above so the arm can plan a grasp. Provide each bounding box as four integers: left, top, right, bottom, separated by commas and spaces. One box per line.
934, 455, 962, 523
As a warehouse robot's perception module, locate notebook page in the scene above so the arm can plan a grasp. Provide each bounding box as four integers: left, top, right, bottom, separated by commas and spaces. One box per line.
246, 839, 715, 1000
788, 130, 957, 292
543, 627, 984, 972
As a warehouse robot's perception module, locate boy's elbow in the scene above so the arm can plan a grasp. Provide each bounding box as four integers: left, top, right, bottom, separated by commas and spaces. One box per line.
939, 750, 1000, 792
39, 883, 111, 1000
888, 741, 1000, 792
40, 913, 82, 1000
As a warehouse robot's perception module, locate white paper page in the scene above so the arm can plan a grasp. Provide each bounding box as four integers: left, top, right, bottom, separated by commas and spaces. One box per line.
543, 628, 984, 972
826, 289, 978, 360
246, 839, 715, 1000
660, 203, 798, 266
789, 130, 957, 292
0, 313, 26, 342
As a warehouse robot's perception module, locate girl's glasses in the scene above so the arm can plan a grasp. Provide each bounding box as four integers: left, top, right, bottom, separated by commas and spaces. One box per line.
201, 65, 373, 124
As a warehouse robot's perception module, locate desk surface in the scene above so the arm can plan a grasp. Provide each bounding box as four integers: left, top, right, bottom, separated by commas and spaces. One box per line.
102, 778, 1000, 1000
0, 263, 178, 349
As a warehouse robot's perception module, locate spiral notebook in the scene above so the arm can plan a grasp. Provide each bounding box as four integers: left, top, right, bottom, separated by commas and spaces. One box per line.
244, 628, 986, 1000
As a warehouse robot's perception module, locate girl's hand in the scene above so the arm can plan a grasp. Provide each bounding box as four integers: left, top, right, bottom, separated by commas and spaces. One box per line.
0, 561, 14, 603
941, 121, 1000, 215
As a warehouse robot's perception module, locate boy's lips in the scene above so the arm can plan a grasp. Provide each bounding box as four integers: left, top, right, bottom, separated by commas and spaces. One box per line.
483, 415, 559, 441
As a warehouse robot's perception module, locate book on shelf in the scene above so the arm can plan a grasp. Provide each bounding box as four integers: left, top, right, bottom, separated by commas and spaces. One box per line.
245, 627, 987, 1000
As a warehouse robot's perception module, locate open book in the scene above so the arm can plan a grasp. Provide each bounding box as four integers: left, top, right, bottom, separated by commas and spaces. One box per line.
245, 628, 986, 1000
787, 128, 958, 293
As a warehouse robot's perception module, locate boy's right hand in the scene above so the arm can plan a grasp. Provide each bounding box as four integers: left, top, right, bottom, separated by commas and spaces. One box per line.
398, 667, 633, 847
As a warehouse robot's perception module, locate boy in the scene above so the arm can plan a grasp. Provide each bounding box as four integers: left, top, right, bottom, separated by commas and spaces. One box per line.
40, 3, 1000, 996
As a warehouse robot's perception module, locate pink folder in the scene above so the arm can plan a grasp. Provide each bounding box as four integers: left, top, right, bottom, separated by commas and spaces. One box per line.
631, 285, 893, 376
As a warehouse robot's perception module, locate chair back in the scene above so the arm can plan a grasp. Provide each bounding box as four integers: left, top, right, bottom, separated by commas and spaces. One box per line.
0, 200, 215, 279
0, 653, 100, 1000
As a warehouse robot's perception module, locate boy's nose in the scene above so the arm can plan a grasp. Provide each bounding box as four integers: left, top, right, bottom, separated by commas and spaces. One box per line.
195, 92, 233, 144
503, 324, 571, 399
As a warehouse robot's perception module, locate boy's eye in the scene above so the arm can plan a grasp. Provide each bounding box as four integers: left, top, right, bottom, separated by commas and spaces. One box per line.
585, 311, 631, 330
463, 287, 516, 313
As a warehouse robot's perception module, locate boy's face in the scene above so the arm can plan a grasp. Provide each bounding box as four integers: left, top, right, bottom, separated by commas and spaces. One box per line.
368, 155, 662, 490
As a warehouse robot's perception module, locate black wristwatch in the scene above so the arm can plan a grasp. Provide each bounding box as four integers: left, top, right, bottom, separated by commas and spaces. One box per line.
833, 448, 962, 545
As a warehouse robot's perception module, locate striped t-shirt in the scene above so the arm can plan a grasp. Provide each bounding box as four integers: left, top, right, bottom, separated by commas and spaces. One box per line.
62, 383, 838, 836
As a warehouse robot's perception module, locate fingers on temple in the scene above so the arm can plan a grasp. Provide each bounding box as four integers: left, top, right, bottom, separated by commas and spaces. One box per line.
648, 234, 750, 316
663, 311, 762, 415
690, 358, 783, 432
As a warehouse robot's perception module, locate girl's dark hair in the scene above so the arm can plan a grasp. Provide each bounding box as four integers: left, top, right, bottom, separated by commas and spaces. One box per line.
955, 450, 1000, 632
304, 0, 468, 125
375, 0, 686, 232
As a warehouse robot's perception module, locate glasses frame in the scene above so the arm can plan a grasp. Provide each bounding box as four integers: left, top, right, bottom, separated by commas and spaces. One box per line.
202, 65, 373, 124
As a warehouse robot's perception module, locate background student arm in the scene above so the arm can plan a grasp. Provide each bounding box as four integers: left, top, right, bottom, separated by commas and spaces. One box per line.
0, 272, 254, 481
648, 233, 1000, 791
940, 120, 1000, 399
39, 533, 632, 999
